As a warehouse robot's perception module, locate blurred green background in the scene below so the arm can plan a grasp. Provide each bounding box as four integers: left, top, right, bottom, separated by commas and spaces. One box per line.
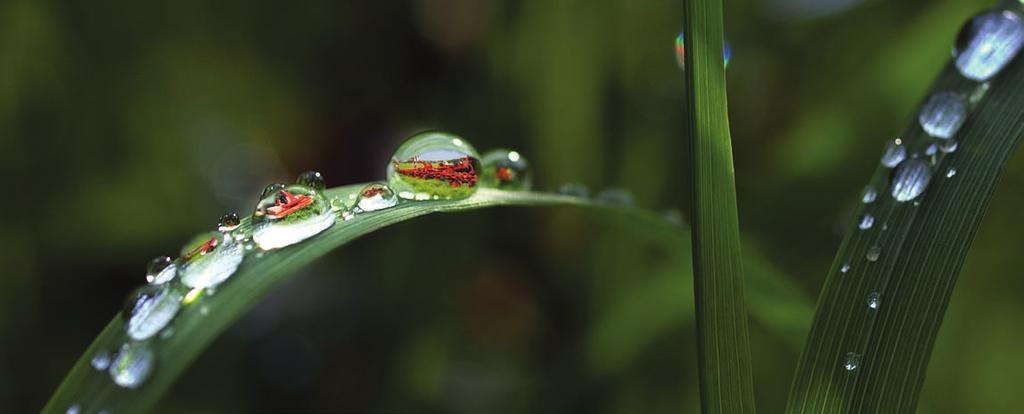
2, 0, 1021, 412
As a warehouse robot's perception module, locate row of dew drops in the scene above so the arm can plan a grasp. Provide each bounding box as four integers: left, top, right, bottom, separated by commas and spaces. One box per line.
69, 131, 638, 413
839, 4, 1024, 373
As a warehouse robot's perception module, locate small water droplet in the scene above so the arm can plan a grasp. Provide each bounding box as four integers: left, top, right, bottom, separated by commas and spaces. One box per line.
480, 149, 532, 190
91, 350, 112, 370
341, 209, 356, 221
866, 245, 881, 262
387, 132, 481, 200
145, 256, 177, 285
122, 283, 184, 341
969, 81, 992, 105
251, 184, 335, 250
881, 138, 906, 168
558, 183, 590, 198
939, 139, 959, 153
840, 263, 851, 273
890, 159, 933, 202
954, 10, 1024, 81
946, 167, 957, 178
868, 292, 881, 309
109, 341, 155, 389
329, 196, 349, 212
858, 214, 875, 230
882, 222, 889, 231
261, 183, 286, 199
66, 405, 81, 414
595, 188, 635, 207
675, 32, 732, 69
296, 170, 326, 192
919, 92, 968, 139
217, 213, 240, 232
862, 187, 877, 204
178, 232, 245, 289
925, 143, 938, 156
843, 352, 861, 371
356, 182, 398, 212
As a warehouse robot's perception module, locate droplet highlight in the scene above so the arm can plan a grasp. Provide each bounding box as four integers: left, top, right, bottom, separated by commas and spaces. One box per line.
217, 213, 240, 232
109, 341, 155, 389
251, 184, 335, 250
178, 232, 245, 289
356, 182, 398, 212
296, 170, 326, 192
862, 187, 877, 204
858, 214, 875, 230
954, 10, 1024, 81
122, 283, 184, 341
868, 292, 881, 309
91, 350, 112, 370
881, 138, 906, 168
145, 256, 176, 285
480, 149, 532, 190
890, 159, 933, 202
919, 92, 967, 139
844, 352, 861, 371
946, 167, 958, 178
387, 132, 481, 200
840, 263, 850, 273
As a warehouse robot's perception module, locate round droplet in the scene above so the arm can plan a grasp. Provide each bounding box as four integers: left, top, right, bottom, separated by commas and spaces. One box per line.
145, 256, 177, 285
251, 184, 335, 250
480, 149, 532, 190
296, 171, 326, 192
66, 405, 81, 414
558, 183, 590, 198
881, 138, 906, 168
356, 182, 398, 212
868, 292, 881, 309
109, 341, 154, 389
261, 183, 286, 199
862, 187, 877, 204
596, 188, 636, 207
890, 159, 933, 202
866, 245, 881, 262
675, 32, 732, 69
122, 284, 185, 341
858, 214, 875, 230
387, 132, 482, 200
919, 92, 967, 139
178, 232, 245, 289
946, 167, 957, 178
840, 263, 851, 273
91, 350, 112, 370
844, 352, 861, 371
217, 213, 240, 232
954, 10, 1024, 81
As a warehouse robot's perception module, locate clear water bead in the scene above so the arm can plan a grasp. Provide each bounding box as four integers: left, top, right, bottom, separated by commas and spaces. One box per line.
356, 182, 398, 212
866, 245, 881, 262
251, 184, 335, 250
868, 292, 881, 309
217, 213, 240, 232
109, 341, 155, 389
480, 149, 532, 190
840, 263, 851, 273
858, 214, 875, 230
558, 183, 590, 198
91, 350, 112, 370
122, 284, 184, 341
178, 232, 246, 289
919, 92, 967, 139
862, 187, 878, 204
596, 188, 636, 208
890, 159, 933, 202
66, 405, 81, 414
881, 138, 906, 168
844, 352, 861, 371
954, 10, 1024, 81
146, 256, 177, 285
946, 168, 958, 178
296, 170, 326, 191
387, 132, 481, 200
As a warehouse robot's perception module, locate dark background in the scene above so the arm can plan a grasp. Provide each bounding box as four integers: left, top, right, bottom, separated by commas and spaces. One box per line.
2, 0, 1021, 412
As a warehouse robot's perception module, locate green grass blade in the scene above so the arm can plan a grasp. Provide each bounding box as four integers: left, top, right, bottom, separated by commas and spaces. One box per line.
683, 0, 757, 412
788, 6, 1024, 412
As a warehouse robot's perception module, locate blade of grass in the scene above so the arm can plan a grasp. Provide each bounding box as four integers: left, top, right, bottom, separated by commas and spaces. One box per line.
788, 3, 1024, 412
683, 0, 757, 412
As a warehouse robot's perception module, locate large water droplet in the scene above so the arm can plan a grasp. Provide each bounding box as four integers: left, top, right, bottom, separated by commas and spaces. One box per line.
954, 10, 1024, 81
862, 186, 877, 204
866, 245, 881, 262
858, 214, 875, 230
217, 213, 240, 232
480, 149, 532, 190
675, 32, 732, 69
251, 184, 335, 250
890, 159, 933, 202
356, 182, 398, 212
109, 342, 154, 389
122, 284, 184, 341
596, 188, 636, 207
387, 132, 481, 200
919, 92, 967, 139
558, 183, 590, 198
296, 170, 326, 192
91, 350, 112, 370
868, 292, 881, 309
881, 138, 906, 168
146, 256, 176, 285
178, 232, 245, 288
844, 352, 861, 371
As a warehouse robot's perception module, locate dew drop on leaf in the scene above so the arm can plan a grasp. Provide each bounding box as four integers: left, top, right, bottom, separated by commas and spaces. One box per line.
296, 170, 326, 192
868, 292, 881, 309
109, 341, 154, 389
217, 213, 240, 232
596, 188, 636, 208
122, 284, 184, 341
918, 92, 967, 139
558, 183, 590, 198
261, 183, 286, 199
844, 352, 861, 371
91, 350, 112, 370
178, 232, 245, 288
858, 214, 875, 230
881, 138, 906, 168
387, 132, 482, 200
145, 256, 176, 285
946, 167, 958, 178
862, 186, 877, 204
890, 159, 933, 202
840, 263, 850, 273
356, 182, 398, 212
866, 245, 881, 262
954, 10, 1024, 81
66, 405, 80, 414
480, 149, 532, 190
251, 184, 335, 250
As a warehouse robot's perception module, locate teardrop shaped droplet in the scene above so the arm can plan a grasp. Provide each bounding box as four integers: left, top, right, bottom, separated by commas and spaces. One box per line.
919, 92, 967, 139
881, 138, 906, 168
843, 352, 861, 371
122, 283, 184, 341
356, 182, 398, 212
890, 159, 933, 202
675, 32, 732, 69
868, 292, 881, 309
296, 170, 326, 192
109, 341, 155, 389
862, 187, 877, 204
387, 132, 481, 200
261, 183, 286, 199
866, 245, 881, 262
145, 256, 177, 285
954, 10, 1024, 81
178, 232, 245, 288
480, 149, 532, 190
558, 183, 590, 198
596, 188, 636, 207
91, 350, 112, 370
217, 213, 241, 232
251, 184, 335, 250
858, 214, 875, 230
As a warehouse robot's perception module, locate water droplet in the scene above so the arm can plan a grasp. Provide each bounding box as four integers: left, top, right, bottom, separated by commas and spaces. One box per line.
919, 92, 967, 139
840, 263, 850, 273
480, 149, 532, 190
178, 232, 245, 288
296, 170, 326, 192
675, 32, 732, 69
595, 188, 635, 207
145, 256, 176, 285
122, 284, 184, 341
109, 341, 154, 389
868, 292, 881, 309
866, 245, 881, 262
252, 184, 335, 250
954, 10, 1024, 81
329, 196, 349, 212
356, 182, 398, 212
862, 187, 877, 204
946, 167, 958, 178
387, 132, 481, 200
91, 350, 112, 370
890, 159, 933, 202
969, 81, 992, 105
925, 143, 939, 156
261, 183, 286, 199
858, 214, 875, 230
66, 405, 81, 414
881, 138, 906, 168
558, 183, 590, 198
843, 352, 861, 371
217, 213, 240, 232
939, 139, 959, 153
